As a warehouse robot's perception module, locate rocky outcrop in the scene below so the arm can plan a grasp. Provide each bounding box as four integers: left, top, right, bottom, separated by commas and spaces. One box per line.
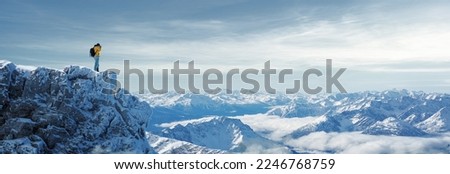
0, 61, 153, 153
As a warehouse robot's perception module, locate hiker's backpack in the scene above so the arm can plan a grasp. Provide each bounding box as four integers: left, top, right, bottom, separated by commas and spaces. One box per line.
89, 47, 95, 57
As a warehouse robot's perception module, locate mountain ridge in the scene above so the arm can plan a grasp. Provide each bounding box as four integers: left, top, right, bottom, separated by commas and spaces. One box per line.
158, 116, 292, 153
141, 89, 450, 137
0, 60, 153, 153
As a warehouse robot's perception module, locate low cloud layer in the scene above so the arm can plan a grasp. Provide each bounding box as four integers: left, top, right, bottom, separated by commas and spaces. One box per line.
286, 132, 450, 154
235, 114, 317, 141
236, 114, 450, 154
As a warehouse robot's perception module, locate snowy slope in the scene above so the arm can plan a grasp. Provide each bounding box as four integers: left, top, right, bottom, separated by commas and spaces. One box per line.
159, 116, 291, 153
146, 133, 225, 154
362, 117, 427, 136
0, 60, 153, 154
288, 115, 341, 138
416, 107, 450, 133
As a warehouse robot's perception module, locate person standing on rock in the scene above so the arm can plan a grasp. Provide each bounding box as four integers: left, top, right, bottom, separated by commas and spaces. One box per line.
89, 43, 102, 72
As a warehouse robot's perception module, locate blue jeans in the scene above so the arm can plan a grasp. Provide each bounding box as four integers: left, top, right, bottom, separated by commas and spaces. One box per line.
94, 56, 100, 71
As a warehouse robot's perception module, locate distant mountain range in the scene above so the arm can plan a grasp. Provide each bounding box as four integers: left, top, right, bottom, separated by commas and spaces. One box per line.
140, 90, 450, 135
139, 90, 450, 153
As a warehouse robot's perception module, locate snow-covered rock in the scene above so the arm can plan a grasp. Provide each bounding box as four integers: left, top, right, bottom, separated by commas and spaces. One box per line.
0, 60, 153, 154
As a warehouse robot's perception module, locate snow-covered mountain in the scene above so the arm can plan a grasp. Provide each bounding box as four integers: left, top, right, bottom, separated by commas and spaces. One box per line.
0, 61, 153, 153
141, 90, 450, 137
288, 115, 341, 138
138, 92, 289, 124
146, 133, 225, 154
416, 107, 450, 133
157, 116, 292, 153
362, 117, 427, 136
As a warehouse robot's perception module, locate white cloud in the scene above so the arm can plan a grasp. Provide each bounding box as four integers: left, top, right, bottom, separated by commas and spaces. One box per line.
92, 12, 450, 71
234, 114, 318, 141
286, 132, 450, 154
236, 114, 450, 154
9, 2, 450, 69
5, 1, 450, 92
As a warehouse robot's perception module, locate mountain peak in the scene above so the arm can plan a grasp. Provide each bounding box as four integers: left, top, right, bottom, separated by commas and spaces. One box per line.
416, 107, 450, 133
363, 117, 427, 136
160, 116, 291, 153
0, 61, 153, 153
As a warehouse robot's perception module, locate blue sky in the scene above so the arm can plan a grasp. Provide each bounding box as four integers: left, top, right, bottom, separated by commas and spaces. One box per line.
1, 0, 450, 93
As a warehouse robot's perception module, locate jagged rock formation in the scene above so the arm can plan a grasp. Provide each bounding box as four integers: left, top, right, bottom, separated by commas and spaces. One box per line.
0, 61, 153, 153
